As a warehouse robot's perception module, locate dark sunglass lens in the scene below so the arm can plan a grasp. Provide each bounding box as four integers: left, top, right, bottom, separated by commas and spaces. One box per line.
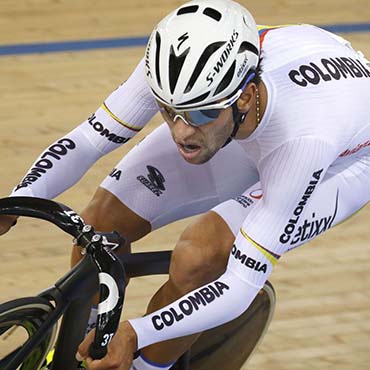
187, 109, 220, 126
199, 109, 222, 119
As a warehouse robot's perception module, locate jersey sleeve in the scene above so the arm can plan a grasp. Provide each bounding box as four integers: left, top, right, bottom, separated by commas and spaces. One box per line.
239, 136, 337, 258
11, 58, 158, 199
129, 267, 264, 349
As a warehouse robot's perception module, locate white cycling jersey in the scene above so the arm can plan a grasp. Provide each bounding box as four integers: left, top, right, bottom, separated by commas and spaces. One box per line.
129, 25, 370, 348
11, 25, 370, 348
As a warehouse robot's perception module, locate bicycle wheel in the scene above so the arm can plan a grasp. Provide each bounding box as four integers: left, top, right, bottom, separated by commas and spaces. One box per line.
173, 281, 276, 370
0, 296, 57, 370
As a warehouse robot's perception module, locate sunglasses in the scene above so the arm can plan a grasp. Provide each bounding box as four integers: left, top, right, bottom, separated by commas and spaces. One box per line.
156, 72, 256, 127
157, 103, 224, 126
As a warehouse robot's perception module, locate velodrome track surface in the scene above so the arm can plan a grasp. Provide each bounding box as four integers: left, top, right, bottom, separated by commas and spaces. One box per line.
0, 1, 369, 369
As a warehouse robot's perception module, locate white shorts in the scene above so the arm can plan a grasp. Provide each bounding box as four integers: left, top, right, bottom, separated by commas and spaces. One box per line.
101, 123, 370, 252
100, 123, 259, 229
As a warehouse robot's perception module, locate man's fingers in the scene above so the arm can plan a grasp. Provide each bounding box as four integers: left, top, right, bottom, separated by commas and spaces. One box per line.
76, 329, 95, 361
77, 321, 137, 369
76, 351, 84, 362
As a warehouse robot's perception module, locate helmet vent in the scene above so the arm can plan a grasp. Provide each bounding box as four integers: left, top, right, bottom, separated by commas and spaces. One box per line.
214, 61, 236, 96
203, 7, 222, 22
177, 5, 199, 15
184, 41, 225, 93
238, 41, 259, 56
155, 32, 162, 89
178, 91, 211, 107
169, 45, 190, 94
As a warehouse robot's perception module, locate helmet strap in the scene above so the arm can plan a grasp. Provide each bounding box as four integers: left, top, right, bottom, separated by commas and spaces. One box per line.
221, 69, 257, 148
222, 102, 248, 147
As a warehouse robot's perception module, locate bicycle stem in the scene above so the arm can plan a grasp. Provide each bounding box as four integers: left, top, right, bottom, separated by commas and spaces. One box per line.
85, 231, 127, 360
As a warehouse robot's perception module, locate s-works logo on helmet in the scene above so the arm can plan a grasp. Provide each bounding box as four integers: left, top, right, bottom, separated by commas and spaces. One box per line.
206, 29, 239, 86
177, 32, 189, 51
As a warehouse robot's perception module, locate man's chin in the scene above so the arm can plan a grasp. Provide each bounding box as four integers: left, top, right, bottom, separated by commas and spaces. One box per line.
183, 156, 203, 165
180, 150, 215, 165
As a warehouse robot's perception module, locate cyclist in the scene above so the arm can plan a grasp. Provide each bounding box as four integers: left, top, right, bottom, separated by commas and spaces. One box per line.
2, 0, 370, 369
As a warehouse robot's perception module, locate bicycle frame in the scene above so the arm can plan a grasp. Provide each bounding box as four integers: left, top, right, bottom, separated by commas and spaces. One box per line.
0, 196, 172, 370
49, 249, 173, 370
49, 249, 173, 369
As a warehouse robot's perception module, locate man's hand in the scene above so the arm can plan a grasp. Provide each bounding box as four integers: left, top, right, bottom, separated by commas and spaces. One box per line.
0, 215, 17, 236
77, 321, 138, 370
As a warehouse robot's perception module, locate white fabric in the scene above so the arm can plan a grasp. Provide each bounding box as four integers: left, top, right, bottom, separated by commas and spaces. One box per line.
129, 262, 263, 350
128, 25, 370, 347
228, 24, 370, 256
100, 123, 258, 229
214, 150, 370, 251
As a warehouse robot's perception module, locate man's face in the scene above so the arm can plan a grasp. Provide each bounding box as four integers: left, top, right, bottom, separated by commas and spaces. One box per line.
163, 108, 234, 164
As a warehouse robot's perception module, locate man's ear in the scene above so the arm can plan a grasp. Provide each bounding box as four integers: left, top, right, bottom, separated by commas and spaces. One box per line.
237, 83, 257, 112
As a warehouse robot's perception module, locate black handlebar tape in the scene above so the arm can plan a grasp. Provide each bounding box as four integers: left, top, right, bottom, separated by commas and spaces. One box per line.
89, 343, 107, 360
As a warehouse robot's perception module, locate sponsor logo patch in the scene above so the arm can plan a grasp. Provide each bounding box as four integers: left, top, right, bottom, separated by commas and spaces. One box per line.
289, 57, 370, 87
231, 245, 268, 273
14, 138, 76, 191
109, 168, 122, 181
137, 165, 166, 196
287, 190, 339, 250
88, 113, 129, 144
234, 195, 254, 208
279, 169, 323, 244
234, 189, 262, 208
152, 280, 230, 330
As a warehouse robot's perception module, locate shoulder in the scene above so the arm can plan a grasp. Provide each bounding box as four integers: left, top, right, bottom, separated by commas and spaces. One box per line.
258, 24, 353, 73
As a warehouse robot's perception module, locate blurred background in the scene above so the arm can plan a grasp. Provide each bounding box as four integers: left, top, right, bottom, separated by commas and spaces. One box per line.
0, 1, 369, 369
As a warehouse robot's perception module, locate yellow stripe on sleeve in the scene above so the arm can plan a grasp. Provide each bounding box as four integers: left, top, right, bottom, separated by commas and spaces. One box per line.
240, 228, 280, 266
101, 103, 142, 132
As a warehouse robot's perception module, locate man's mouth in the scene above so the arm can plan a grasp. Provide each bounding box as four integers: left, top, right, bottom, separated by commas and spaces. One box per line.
177, 142, 202, 161
179, 143, 201, 153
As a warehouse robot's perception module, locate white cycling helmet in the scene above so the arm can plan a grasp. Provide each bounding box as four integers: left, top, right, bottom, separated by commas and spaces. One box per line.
145, 0, 260, 110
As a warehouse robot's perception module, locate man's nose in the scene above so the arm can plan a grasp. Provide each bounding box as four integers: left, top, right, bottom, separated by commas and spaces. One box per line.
172, 116, 197, 135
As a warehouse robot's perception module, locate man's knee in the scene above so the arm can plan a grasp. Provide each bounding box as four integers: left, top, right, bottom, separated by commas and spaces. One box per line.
81, 187, 151, 243
169, 211, 235, 295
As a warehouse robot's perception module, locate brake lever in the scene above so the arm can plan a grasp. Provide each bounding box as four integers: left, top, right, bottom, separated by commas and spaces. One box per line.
97, 231, 125, 252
